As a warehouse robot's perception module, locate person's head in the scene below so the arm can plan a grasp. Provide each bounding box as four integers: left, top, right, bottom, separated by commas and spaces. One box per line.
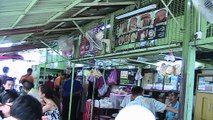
27, 68, 33, 75
2, 67, 9, 74
39, 85, 59, 108
10, 95, 42, 120
115, 105, 155, 120
168, 90, 179, 103
60, 72, 66, 79
131, 86, 143, 100
22, 80, 34, 92
0, 90, 19, 118
3, 77, 14, 90
47, 75, 53, 81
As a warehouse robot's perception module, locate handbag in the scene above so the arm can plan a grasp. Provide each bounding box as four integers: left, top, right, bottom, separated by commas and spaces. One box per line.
98, 76, 108, 96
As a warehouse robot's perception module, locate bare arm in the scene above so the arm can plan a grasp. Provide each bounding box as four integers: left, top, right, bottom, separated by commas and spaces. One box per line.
165, 106, 178, 114
42, 104, 52, 113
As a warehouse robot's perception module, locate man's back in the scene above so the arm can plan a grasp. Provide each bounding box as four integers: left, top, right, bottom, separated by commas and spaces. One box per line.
127, 96, 166, 116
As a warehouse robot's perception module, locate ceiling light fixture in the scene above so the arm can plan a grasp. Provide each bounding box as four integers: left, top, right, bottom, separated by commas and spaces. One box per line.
0, 43, 13, 48
115, 4, 157, 19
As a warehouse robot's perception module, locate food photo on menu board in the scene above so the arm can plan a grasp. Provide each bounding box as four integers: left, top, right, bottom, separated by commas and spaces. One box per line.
153, 9, 167, 26
140, 13, 152, 28
130, 32, 137, 42
121, 20, 128, 33
116, 8, 168, 47
129, 16, 137, 31
137, 29, 148, 41
124, 34, 130, 44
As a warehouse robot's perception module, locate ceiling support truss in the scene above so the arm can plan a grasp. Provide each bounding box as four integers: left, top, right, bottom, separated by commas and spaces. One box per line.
44, 0, 102, 36
11, 0, 39, 28
160, 0, 181, 27
52, 16, 105, 22
76, 2, 136, 7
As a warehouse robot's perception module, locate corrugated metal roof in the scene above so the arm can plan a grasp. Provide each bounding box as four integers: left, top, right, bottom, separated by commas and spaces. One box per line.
0, 0, 137, 53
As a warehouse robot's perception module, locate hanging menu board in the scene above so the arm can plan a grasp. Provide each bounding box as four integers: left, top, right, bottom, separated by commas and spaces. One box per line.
116, 8, 168, 47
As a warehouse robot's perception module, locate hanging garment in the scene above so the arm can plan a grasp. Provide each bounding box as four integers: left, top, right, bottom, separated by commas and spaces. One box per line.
107, 69, 118, 85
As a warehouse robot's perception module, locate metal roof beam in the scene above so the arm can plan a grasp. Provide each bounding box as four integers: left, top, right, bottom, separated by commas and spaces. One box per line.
0, 24, 44, 31
45, 0, 84, 24
0, 9, 65, 16
0, 36, 7, 41
0, 27, 78, 36
52, 16, 105, 22
0, 27, 44, 36
44, 0, 102, 36
43, 28, 78, 32
11, 0, 39, 28
76, 2, 136, 7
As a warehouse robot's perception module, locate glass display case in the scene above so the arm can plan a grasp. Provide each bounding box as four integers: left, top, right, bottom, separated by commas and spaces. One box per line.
197, 74, 213, 93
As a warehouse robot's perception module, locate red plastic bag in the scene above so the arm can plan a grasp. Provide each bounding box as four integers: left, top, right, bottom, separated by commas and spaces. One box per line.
107, 69, 118, 85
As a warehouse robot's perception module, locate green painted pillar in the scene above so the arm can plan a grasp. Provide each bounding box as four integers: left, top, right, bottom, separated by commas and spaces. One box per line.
68, 63, 75, 120
43, 49, 48, 80
180, 0, 196, 120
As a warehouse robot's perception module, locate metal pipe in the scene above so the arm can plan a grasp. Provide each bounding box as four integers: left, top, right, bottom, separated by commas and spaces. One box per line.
40, 40, 68, 60
68, 63, 75, 120
43, 49, 48, 80
43, 28, 78, 32
90, 75, 96, 120
52, 16, 105, 22
71, 44, 181, 62
76, 2, 135, 7
72, 21, 84, 34
180, 0, 194, 119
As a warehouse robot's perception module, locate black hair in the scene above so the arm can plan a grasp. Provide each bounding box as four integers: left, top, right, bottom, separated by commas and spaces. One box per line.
2, 77, 14, 85
2, 67, 9, 74
168, 90, 179, 97
47, 75, 53, 80
22, 80, 34, 91
39, 85, 60, 109
10, 95, 42, 120
27, 68, 33, 73
1, 90, 19, 104
131, 86, 143, 96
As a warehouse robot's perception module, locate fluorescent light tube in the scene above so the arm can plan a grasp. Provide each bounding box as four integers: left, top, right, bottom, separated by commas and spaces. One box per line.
0, 43, 13, 47
116, 4, 157, 19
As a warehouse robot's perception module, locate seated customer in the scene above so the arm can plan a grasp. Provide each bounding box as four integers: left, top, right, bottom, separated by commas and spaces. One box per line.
0, 90, 19, 119
166, 91, 179, 120
127, 86, 178, 118
0, 77, 17, 103
4, 95, 43, 120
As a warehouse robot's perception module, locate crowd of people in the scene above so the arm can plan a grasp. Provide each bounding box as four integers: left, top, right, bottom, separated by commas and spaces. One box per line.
0, 66, 179, 120
0, 66, 83, 120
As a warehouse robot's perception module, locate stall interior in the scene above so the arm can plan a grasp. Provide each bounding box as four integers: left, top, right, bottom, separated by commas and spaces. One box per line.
78, 50, 183, 120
